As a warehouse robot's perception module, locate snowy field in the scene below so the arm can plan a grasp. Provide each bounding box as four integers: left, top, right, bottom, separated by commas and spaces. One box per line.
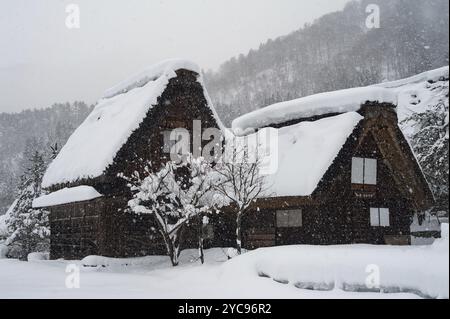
0, 225, 447, 299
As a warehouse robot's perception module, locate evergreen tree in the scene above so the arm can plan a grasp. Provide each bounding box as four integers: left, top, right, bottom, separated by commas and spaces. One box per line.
5, 151, 50, 260
402, 81, 449, 214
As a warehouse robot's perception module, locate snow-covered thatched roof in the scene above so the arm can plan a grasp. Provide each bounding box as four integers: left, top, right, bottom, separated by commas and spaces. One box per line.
374, 66, 449, 90
232, 87, 397, 133
234, 66, 449, 198
42, 59, 223, 188
33, 186, 102, 208
249, 112, 363, 197
229, 83, 398, 197
232, 66, 449, 133
376, 66, 449, 135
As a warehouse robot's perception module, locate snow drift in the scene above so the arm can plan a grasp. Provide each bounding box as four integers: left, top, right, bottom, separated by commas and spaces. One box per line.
27, 252, 49, 262
221, 224, 449, 299
0, 234, 448, 298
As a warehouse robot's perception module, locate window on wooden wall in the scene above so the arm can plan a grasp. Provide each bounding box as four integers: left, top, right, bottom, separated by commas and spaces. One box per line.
276, 209, 302, 228
351, 157, 377, 185
370, 208, 390, 227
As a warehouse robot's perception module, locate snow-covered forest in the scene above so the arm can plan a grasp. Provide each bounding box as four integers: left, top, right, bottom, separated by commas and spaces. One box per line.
205, 0, 449, 124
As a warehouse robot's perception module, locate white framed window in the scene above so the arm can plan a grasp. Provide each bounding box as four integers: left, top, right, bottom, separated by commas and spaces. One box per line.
351, 157, 377, 185
276, 209, 302, 228
370, 208, 390, 227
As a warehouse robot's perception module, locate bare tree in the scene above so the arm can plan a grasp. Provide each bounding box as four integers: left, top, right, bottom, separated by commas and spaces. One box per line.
214, 140, 268, 254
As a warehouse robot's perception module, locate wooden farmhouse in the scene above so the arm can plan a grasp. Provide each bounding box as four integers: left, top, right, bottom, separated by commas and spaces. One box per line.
33, 60, 434, 260
33, 60, 224, 259
231, 92, 434, 249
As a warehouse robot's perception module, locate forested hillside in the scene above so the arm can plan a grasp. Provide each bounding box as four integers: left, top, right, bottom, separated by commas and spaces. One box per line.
205, 0, 449, 125
0, 102, 93, 213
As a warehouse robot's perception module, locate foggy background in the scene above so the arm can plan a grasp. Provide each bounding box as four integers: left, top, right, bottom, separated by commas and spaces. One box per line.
0, 0, 350, 113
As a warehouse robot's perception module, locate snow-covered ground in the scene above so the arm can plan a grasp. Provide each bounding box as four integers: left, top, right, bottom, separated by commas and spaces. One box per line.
0, 225, 447, 299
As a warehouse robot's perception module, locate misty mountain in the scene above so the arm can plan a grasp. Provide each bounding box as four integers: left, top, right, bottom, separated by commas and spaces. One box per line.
204, 0, 449, 125
0, 102, 93, 213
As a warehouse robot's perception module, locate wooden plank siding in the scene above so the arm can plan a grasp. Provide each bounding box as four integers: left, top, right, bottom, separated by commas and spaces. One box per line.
49, 199, 103, 260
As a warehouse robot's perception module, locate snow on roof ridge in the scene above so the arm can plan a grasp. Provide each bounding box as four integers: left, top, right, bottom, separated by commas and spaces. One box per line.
232, 66, 449, 133
232, 86, 397, 132
374, 66, 449, 89
33, 186, 102, 208
103, 59, 201, 99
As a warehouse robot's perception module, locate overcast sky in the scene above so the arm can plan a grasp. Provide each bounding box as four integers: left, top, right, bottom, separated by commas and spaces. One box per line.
0, 0, 350, 113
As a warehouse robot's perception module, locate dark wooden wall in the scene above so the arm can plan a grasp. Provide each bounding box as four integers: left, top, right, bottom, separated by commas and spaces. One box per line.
349, 133, 413, 244
49, 199, 103, 260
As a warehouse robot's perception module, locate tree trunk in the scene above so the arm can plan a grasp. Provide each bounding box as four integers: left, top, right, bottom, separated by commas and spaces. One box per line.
171, 226, 185, 266
198, 236, 205, 264
236, 212, 243, 254
198, 217, 205, 264
171, 242, 180, 267
161, 231, 180, 267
